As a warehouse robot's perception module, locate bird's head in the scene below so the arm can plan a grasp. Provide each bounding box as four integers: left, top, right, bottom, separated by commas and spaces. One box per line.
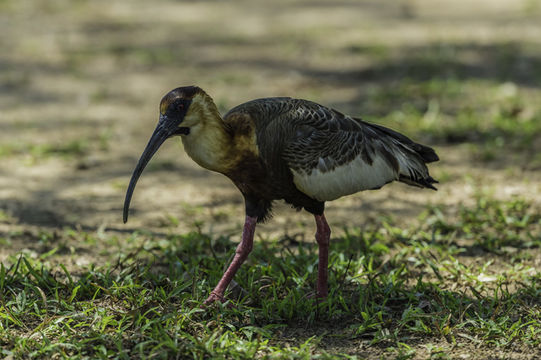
123, 85, 214, 223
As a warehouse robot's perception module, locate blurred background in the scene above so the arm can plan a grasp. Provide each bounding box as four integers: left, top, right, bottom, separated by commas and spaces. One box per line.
1, 0, 541, 254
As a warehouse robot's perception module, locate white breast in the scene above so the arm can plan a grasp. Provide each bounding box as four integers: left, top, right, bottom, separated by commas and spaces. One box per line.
291, 155, 398, 201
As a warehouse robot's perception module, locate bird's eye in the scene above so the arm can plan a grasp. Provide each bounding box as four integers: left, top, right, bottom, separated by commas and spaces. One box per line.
178, 103, 184, 111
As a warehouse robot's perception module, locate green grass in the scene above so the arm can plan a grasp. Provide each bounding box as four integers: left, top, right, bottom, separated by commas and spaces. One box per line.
1, 197, 540, 359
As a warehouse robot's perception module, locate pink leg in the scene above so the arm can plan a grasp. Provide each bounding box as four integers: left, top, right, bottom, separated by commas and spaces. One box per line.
314, 213, 331, 298
204, 215, 257, 305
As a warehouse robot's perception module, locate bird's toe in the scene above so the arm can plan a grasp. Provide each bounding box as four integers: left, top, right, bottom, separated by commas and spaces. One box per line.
305, 290, 328, 302
203, 291, 224, 306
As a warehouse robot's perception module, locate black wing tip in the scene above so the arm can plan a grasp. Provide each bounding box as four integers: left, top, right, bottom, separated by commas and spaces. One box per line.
418, 146, 439, 163
425, 176, 439, 190
426, 152, 440, 163
399, 175, 439, 190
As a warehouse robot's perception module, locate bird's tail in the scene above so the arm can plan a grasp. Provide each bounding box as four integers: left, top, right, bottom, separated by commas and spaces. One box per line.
366, 122, 439, 190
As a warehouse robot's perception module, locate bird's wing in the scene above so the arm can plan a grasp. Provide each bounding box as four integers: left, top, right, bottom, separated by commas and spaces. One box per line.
273, 100, 438, 202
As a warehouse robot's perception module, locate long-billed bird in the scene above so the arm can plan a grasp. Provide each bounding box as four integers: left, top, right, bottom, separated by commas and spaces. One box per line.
123, 86, 439, 305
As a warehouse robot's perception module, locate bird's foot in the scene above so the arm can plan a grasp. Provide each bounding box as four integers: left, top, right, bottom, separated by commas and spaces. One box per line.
305, 290, 328, 302
202, 291, 224, 306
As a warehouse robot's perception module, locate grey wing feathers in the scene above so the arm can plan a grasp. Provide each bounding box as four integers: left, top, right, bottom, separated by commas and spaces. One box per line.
276, 100, 439, 198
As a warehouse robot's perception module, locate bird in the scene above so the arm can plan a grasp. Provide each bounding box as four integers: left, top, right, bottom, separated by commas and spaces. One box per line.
123, 86, 439, 305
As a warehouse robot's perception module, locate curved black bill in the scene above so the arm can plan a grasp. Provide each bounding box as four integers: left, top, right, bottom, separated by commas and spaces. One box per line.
123, 125, 170, 223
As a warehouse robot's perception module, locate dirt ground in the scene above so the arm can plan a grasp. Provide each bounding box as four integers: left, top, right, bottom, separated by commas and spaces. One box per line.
1, 0, 541, 358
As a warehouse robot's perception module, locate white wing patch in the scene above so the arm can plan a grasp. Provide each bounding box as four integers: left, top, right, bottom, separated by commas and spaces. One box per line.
291, 154, 398, 202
